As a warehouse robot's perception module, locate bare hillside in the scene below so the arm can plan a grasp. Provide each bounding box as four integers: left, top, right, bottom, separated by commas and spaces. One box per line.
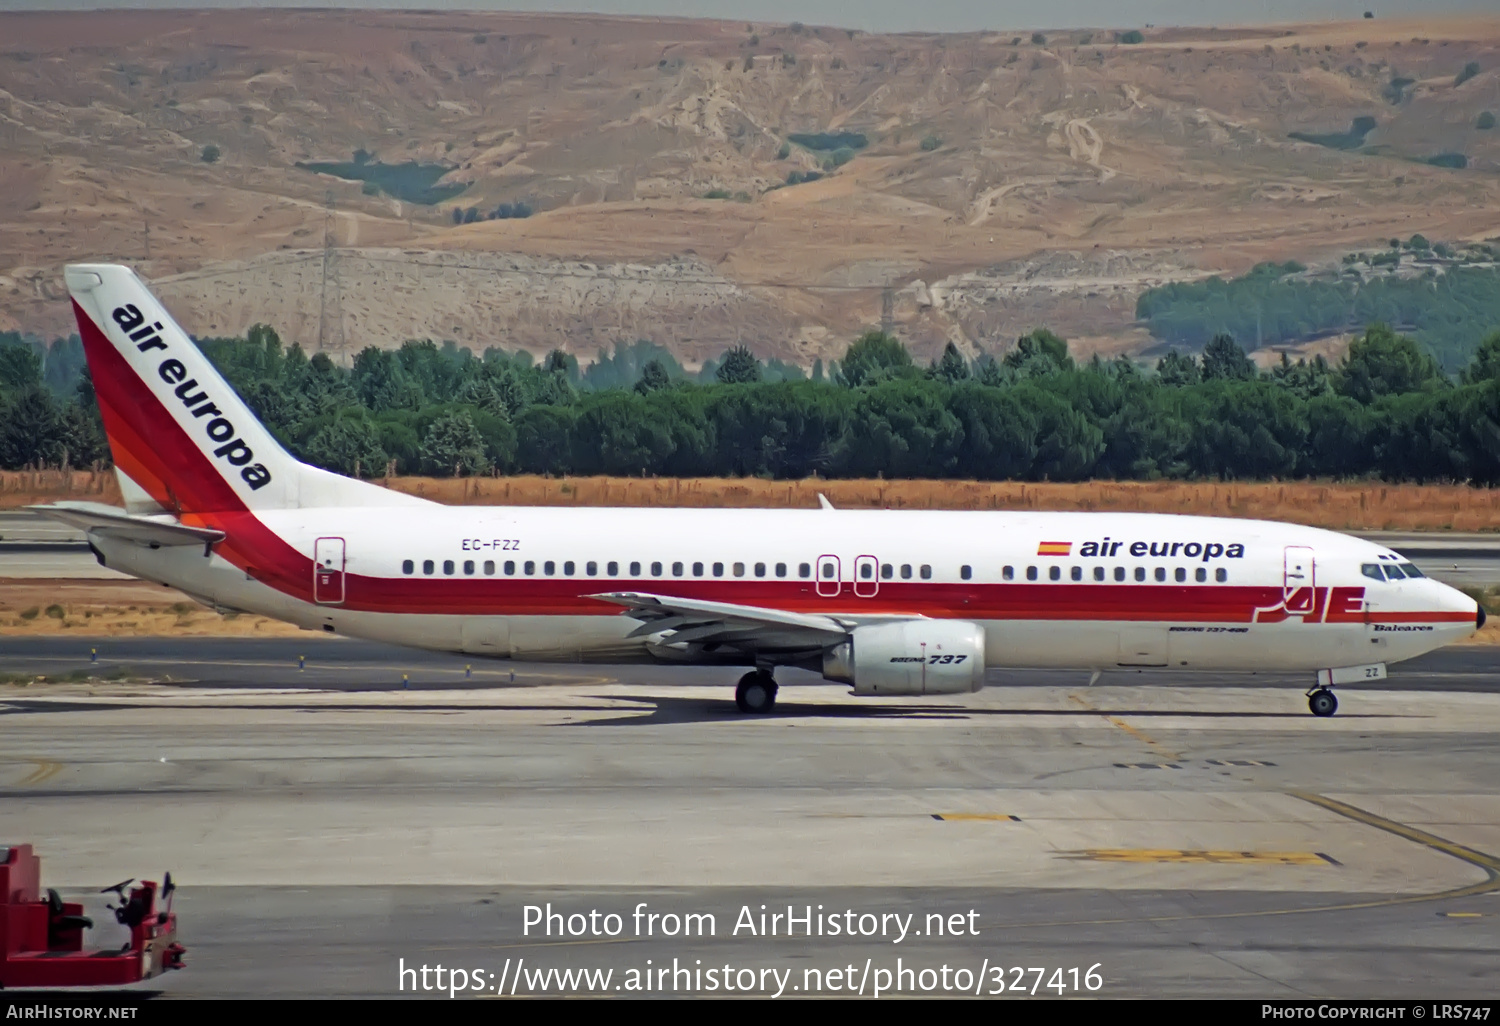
2, 10, 1498, 364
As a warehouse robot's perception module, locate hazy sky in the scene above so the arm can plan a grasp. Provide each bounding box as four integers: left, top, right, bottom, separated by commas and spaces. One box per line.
0, 0, 1494, 33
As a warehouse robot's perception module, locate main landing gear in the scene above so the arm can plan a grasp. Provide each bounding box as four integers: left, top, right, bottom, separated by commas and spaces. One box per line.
736, 669, 778, 714
1307, 688, 1338, 718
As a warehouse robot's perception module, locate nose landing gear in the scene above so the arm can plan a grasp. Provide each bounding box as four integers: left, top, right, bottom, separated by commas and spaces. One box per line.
1307, 688, 1338, 718
735, 669, 778, 714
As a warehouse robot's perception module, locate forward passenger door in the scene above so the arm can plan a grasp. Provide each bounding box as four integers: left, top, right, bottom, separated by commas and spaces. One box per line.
1283, 546, 1316, 616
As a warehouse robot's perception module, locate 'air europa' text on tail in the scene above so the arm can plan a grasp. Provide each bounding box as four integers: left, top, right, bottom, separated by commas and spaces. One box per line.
110, 303, 273, 491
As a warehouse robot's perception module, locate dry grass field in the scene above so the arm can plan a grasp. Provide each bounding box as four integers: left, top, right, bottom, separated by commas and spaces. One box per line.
0, 579, 304, 640
7, 469, 1500, 532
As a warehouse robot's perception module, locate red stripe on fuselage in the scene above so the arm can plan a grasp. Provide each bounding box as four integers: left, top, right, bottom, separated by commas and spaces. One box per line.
333, 576, 1272, 618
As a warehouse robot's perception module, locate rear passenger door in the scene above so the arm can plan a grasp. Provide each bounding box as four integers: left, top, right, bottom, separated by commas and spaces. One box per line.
314, 537, 345, 605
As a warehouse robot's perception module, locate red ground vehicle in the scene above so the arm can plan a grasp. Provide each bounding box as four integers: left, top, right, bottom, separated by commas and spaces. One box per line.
0, 844, 184, 988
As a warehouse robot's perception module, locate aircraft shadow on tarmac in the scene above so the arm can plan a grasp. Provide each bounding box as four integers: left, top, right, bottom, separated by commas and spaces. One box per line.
0, 694, 1402, 725
568, 694, 1398, 727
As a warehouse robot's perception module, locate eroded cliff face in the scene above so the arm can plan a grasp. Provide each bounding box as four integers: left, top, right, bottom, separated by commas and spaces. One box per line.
149, 249, 802, 364
3, 10, 1498, 362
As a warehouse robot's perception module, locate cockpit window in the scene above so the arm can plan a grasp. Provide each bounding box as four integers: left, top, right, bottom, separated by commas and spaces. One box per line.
1384, 564, 1411, 580
1361, 563, 1384, 582
1400, 562, 1424, 578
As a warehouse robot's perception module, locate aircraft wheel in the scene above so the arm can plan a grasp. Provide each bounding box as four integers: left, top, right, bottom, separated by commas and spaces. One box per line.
735, 671, 777, 714
1308, 689, 1338, 718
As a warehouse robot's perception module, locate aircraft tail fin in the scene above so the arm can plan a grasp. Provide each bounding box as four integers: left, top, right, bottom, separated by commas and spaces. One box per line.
64, 263, 430, 515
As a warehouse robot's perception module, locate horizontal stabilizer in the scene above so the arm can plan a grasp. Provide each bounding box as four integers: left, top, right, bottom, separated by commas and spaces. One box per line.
28, 502, 225, 549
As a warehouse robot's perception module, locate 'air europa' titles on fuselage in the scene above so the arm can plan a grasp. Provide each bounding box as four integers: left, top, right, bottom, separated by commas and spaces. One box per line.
1075, 538, 1246, 562
109, 303, 272, 491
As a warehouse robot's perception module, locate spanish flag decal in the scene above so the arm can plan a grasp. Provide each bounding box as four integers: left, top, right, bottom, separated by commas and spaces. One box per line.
1037, 541, 1072, 556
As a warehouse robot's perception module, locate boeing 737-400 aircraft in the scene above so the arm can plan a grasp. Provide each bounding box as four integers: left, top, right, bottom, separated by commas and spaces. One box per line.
35, 264, 1484, 716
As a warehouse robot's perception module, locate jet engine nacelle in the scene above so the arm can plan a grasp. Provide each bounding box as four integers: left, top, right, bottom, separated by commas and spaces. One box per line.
822, 620, 987, 696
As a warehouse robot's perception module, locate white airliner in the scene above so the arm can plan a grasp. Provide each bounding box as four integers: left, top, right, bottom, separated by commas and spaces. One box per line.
36, 264, 1482, 716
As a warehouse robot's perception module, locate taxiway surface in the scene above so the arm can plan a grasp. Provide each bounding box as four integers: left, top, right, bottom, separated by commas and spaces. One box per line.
2, 638, 1497, 998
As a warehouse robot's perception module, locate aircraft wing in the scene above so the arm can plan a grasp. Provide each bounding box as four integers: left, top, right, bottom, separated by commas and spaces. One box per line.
27, 501, 225, 550
586, 591, 853, 659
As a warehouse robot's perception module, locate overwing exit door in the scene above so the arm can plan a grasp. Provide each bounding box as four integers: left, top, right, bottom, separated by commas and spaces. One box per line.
816, 555, 841, 598
314, 537, 346, 605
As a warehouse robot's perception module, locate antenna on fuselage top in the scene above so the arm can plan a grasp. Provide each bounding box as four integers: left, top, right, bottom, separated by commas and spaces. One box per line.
818, 493, 835, 511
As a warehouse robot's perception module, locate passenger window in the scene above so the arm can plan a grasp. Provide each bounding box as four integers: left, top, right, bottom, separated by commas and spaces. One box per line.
693, 562, 704, 577
1093, 566, 1104, 582
1114, 566, 1125, 582
961, 565, 973, 580
524, 560, 535, 575
920, 565, 932, 580
504, 560, 516, 575
860, 563, 873, 580
1026, 566, 1038, 582
563, 561, 574, 576
775, 563, 787, 578
817, 562, 831, 579
901, 564, 913, 579
714, 562, 725, 577
755, 563, 766, 577
738, 562, 749, 578
464, 560, 475, 575
881, 563, 893, 579
1195, 567, 1206, 583
586, 561, 597, 576
1154, 567, 1166, 582
629, 561, 641, 576
1002, 566, 1014, 580
672, 562, 683, 577
607, 561, 618, 576
1401, 563, 1425, 578
1174, 567, 1185, 583
1361, 564, 1384, 581
424, 559, 436, 575
1070, 566, 1082, 582
544, 560, 555, 575
483, 560, 494, 575
1216, 568, 1228, 583
651, 561, 663, 577
1134, 567, 1145, 582
402, 559, 414, 575
444, 560, 455, 575
1383, 564, 1406, 581
1048, 565, 1060, 582
799, 563, 811, 578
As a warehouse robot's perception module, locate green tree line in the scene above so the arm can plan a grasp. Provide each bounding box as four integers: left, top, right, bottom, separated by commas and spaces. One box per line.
0, 331, 107, 470
1137, 260, 1500, 373
8, 324, 1500, 485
